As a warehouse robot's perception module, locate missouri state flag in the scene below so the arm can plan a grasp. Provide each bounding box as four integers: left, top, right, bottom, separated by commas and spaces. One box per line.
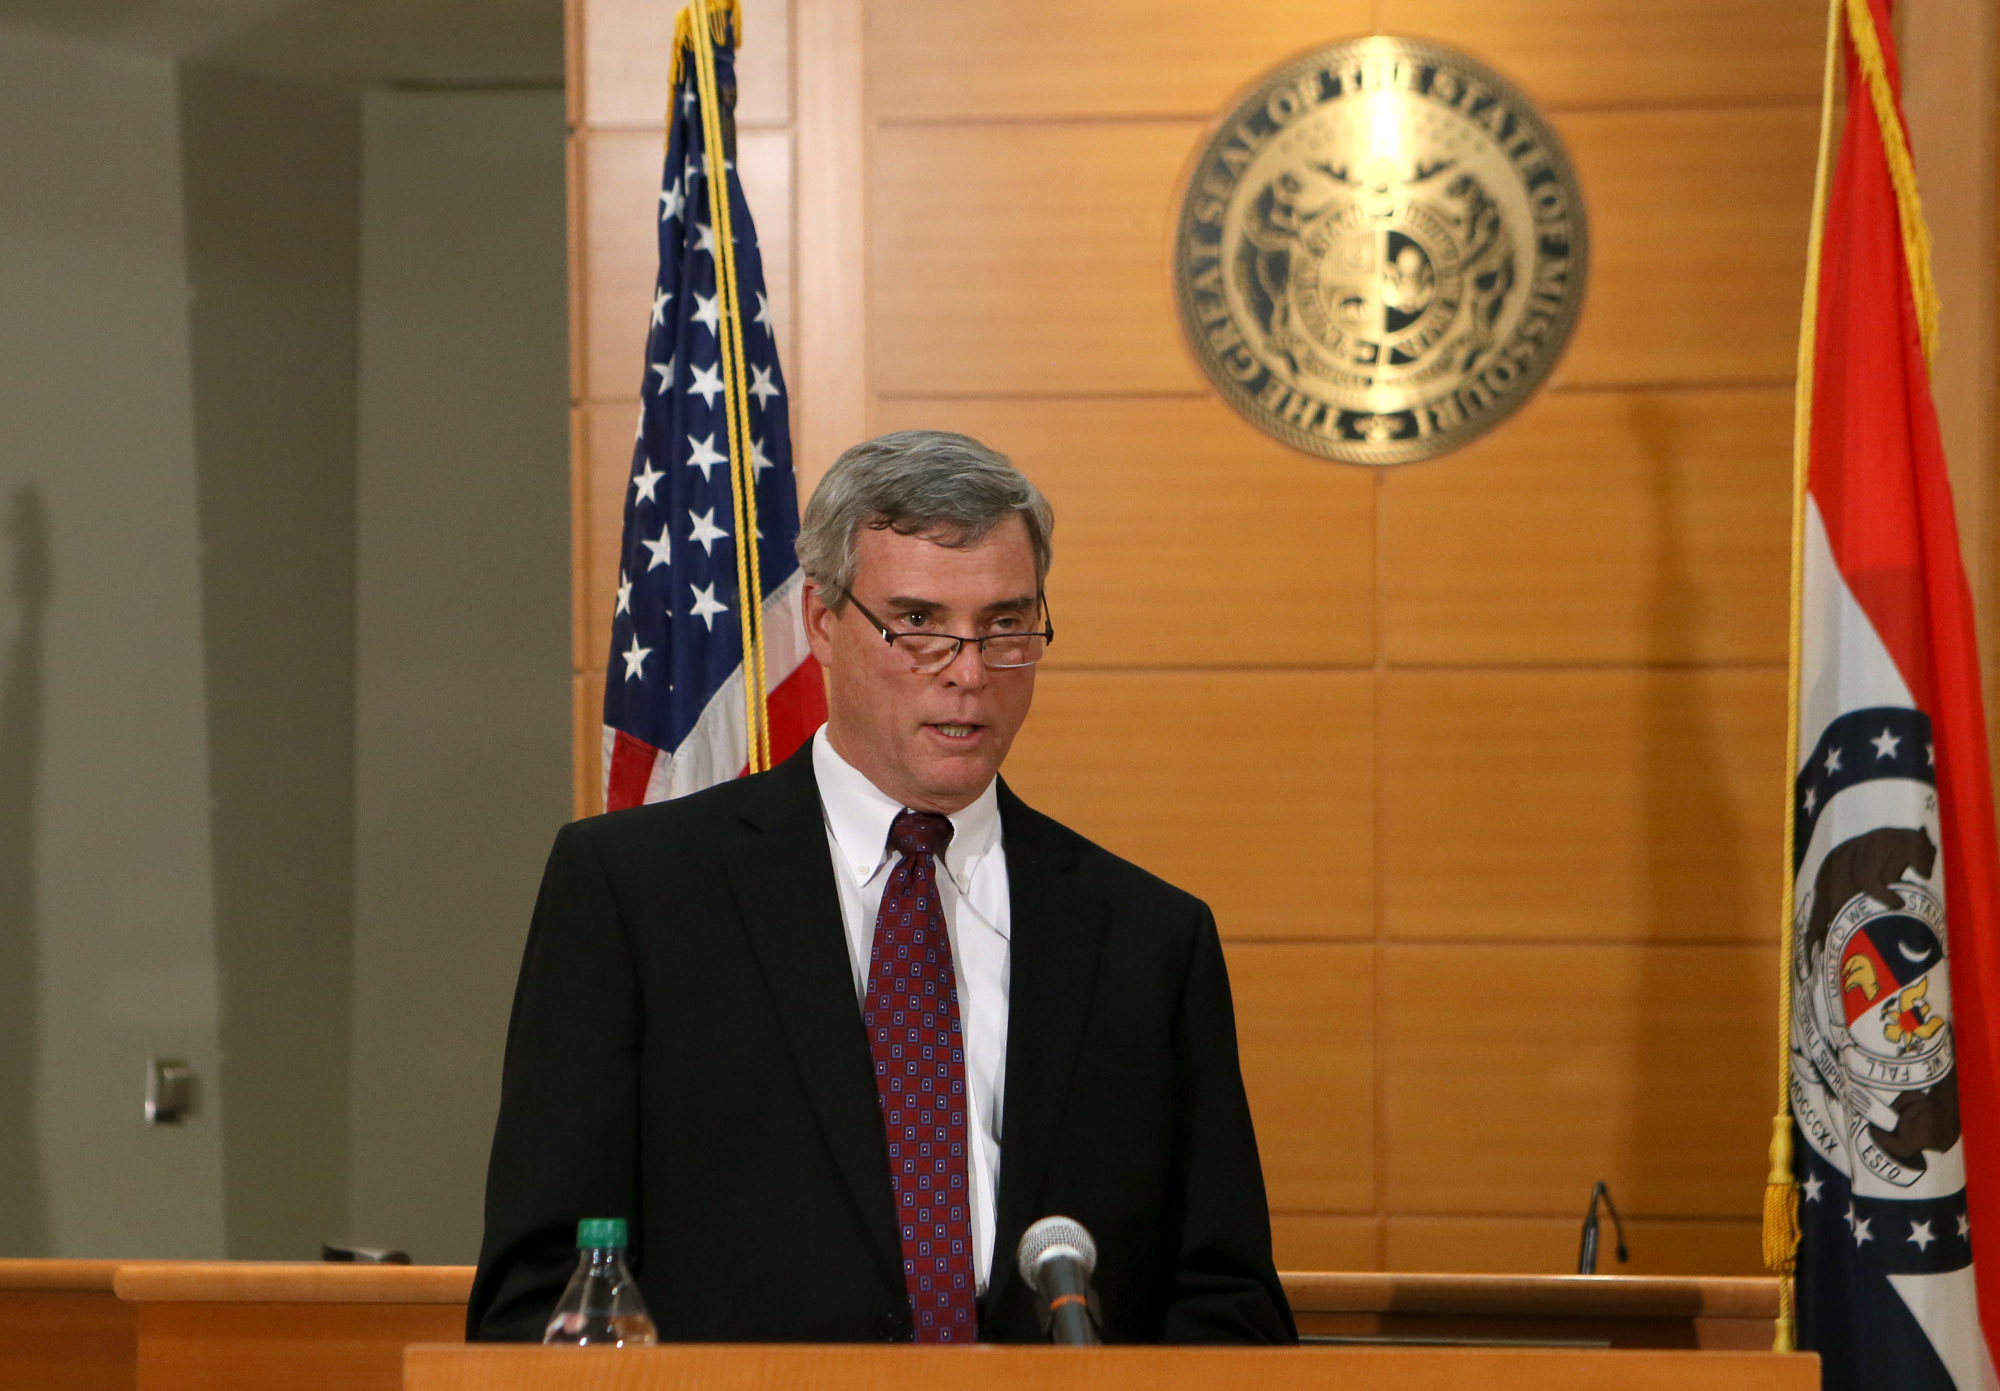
1783, 1, 2000, 1387
601, 3, 824, 809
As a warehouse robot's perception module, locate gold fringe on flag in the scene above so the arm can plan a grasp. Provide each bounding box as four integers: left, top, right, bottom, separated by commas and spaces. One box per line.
1770, 0, 1947, 1355
672, 0, 773, 773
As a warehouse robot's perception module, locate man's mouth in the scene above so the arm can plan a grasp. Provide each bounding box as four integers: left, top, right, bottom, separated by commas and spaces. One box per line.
928, 722, 983, 742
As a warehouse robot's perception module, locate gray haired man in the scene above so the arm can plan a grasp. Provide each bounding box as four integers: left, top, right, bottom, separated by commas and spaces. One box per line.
469, 430, 1294, 1347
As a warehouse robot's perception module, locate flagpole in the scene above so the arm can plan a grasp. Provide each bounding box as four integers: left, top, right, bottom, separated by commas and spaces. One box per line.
1766, 0, 1843, 1354
679, 0, 774, 772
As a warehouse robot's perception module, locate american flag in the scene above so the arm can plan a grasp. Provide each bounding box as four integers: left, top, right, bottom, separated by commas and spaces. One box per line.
601, 29, 824, 810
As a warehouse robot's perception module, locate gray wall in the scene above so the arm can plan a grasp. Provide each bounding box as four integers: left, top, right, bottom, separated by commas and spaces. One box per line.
0, 26, 568, 1263
0, 25, 227, 1257
348, 88, 570, 1262
181, 60, 361, 1259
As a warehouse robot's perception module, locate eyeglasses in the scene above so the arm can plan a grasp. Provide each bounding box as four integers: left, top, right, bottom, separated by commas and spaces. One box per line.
841, 591, 1054, 673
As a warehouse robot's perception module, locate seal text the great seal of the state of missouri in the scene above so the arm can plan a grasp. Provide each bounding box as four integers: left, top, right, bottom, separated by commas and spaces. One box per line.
1173, 36, 1589, 465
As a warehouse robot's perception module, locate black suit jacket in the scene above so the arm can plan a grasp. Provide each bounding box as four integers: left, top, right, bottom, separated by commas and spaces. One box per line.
468, 745, 1294, 1344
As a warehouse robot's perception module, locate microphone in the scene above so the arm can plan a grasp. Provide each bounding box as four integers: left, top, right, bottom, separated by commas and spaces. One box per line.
1016, 1216, 1101, 1345
1576, 1180, 1630, 1274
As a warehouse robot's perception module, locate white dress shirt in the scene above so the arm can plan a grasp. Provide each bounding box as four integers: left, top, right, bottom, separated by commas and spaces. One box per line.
811, 727, 1011, 1294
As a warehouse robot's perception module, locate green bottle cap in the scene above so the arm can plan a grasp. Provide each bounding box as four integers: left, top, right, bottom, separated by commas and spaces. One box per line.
576, 1217, 627, 1249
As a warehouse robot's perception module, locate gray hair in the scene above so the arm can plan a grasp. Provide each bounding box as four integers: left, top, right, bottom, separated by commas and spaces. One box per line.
796, 429, 1054, 605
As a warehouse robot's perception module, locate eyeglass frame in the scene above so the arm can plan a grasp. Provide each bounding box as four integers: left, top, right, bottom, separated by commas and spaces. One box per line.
837, 588, 1055, 672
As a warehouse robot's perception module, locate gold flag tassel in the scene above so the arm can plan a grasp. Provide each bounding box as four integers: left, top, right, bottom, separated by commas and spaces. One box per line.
674, 0, 773, 773
1767, 0, 1844, 1354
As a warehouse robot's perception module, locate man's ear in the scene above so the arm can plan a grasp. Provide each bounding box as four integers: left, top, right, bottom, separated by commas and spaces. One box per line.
802, 581, 836, 666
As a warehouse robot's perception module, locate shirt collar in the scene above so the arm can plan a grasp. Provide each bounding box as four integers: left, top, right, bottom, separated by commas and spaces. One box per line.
812, 725, 1002, 896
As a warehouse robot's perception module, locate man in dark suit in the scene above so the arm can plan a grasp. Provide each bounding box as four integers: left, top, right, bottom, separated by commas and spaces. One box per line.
469, 430, 1294, 1344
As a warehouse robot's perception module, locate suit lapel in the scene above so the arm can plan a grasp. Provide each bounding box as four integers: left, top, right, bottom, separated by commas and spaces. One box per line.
988, 780, 1107, 1312
722, 748, 902, 1291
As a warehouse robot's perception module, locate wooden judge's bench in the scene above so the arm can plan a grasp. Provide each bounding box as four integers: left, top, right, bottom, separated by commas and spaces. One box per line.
0, 1261, 1813, 1390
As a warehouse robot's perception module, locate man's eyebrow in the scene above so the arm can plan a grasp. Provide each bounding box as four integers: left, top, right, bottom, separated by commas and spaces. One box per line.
878, 593, 1038, 616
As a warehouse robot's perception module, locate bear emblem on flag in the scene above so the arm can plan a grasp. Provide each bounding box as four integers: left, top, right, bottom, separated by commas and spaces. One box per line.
1796, 824, 1960, 1188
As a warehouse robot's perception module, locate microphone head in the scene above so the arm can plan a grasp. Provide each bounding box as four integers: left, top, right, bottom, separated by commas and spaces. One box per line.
1017, 1215, 1097, 1290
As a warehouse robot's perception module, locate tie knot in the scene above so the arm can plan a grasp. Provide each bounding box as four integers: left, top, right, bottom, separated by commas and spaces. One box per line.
889, 809, 954, 859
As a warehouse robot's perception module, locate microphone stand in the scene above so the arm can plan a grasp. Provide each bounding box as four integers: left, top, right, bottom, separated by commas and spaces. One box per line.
1576, 1180, 1630, 1275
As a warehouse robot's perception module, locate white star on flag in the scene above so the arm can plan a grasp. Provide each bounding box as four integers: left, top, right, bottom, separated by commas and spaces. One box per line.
632, 461, 665, 504
684, 433, 727, 481
687, 507, 729, 555
688, 581, 728, 631
1804, 787, 1818, 813
1801, 1174, 1823, 1203
688, 362, 725, 407
749, 364, 780, 407
1872, 728, 1901, 758
694, 221, 717, 255
692, 291, 721, 334
754, 291, 774, 335
1909, 1220, 1937, 1250
1852, 1215, 1873, 1246
651, 287, 670, 327
750, 435, 774, 476
616, 570, 632, 617
621, 633, 651, 680
651, 358, 675, 394
1824, 747, 1843, 774
641, 524, 673, 570
660, 177, 683, 222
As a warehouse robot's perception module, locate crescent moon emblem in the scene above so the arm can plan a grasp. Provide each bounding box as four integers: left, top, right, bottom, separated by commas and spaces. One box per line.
1897, 940, 1933, 964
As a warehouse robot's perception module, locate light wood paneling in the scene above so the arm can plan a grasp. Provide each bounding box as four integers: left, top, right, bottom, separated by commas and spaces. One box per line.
580, 403, 639, 672
871, 108, 1817, 399
793, 0, 868, 485
1226, 944, 1376, 1212
867, 0, 1371, 122
1272, 1215, 1380, 1274
868, 0, 1822, 121
576, 0, 791, 130
869, 396, 1375, 667
1381, 944, 1777, 1218
1379, 669, 1785, 943
1381, 388, 1792, 664
580, 127, 793, 401
870, 121, 1204, 397
1386, 1216, 1766, 1277
575, 670, 604, 819
1379, 0, 1824, 109
1554, 106, 1818, 388
1002, 671, 1374, 940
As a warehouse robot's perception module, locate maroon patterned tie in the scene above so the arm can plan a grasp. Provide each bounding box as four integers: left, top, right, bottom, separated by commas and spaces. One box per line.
863, 810, 978, 1342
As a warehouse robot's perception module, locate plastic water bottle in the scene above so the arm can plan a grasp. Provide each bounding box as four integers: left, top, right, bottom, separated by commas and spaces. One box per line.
542, 1218, 658, 1346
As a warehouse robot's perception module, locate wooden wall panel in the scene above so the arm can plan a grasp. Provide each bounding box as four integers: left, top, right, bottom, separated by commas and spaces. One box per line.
1379, 669, 1785, 944
1378, 0, 1823, 109
579, 403, 637, 673
870, 121, 1203, 397
1380, 944, 1777, 1218
871, 108, 1817, 400
575, 671, 604, 819
1554, 107, 1818, 388
577, 0, 791, 129
869, 396, 1376, 667
1385, 1216, 1766, 1277
1226, 944, 1376, 1212
868, 0, 1822, 121
1271, 1216, 1380, 1275
581, 126, 794, 402
866, 0, 1371, 121
1001, 672, 1374, 941
1381, 388, 1792, 665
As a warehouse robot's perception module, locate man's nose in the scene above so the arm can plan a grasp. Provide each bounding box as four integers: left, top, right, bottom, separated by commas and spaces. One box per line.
938, 639, 988, 689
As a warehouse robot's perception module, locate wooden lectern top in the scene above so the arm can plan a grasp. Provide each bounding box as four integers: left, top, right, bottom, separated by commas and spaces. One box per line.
405, 1343, 1818, 1391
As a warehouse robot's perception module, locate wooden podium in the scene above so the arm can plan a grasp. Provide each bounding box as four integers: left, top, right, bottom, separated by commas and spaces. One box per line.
0, 1262, 1812, 1390
402, 1343, 1818, 1391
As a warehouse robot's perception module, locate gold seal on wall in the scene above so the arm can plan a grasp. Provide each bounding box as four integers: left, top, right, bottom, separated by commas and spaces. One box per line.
1173, 36, 1588, 465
